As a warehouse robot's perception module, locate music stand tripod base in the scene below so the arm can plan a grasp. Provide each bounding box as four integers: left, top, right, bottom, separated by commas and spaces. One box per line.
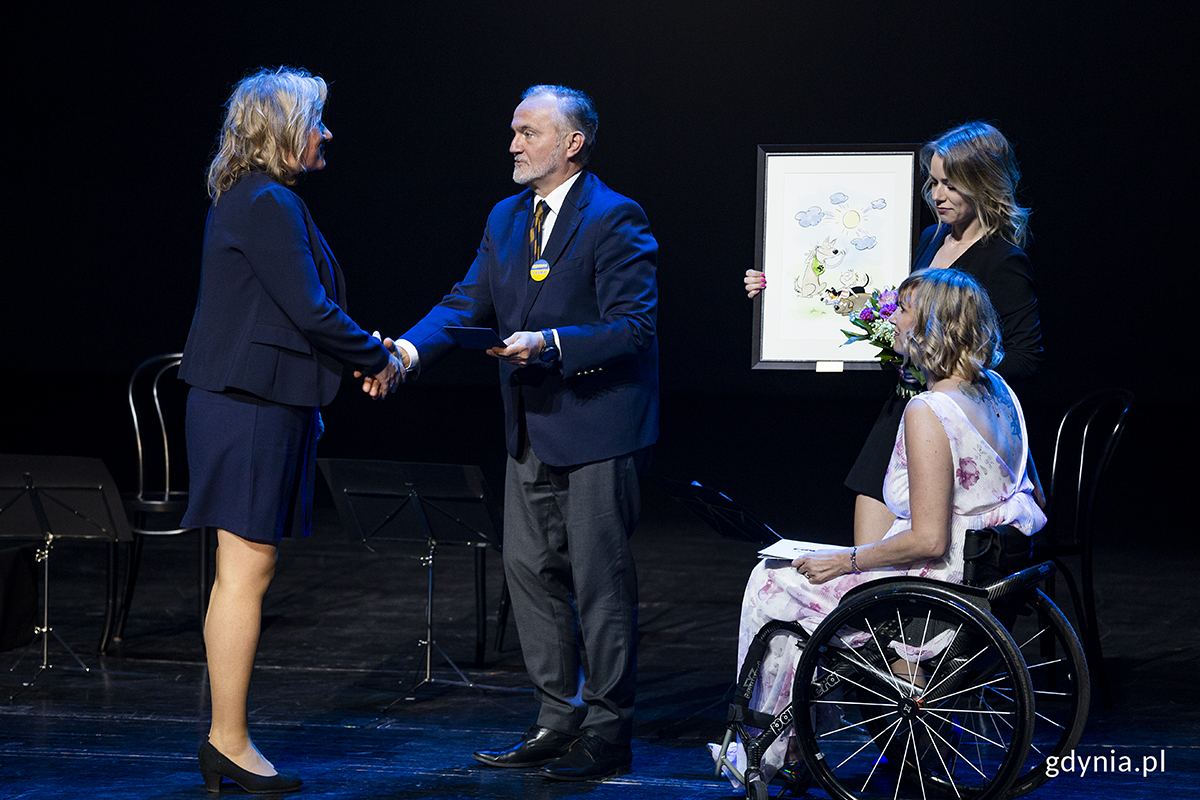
8, 532, 91, 691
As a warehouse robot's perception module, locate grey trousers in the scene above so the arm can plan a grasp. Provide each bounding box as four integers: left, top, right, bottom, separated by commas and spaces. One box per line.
503, 441, 649, 746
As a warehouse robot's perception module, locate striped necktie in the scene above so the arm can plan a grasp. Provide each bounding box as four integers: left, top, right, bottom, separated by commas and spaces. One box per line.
529, 200, 549, 264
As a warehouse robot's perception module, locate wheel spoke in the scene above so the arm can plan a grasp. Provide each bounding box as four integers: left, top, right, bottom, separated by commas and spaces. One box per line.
917, 717, 962, 796
921, 621, 965, 699
929, 673, 1013, 704
1032, 709, 1066, 730
1025, 656, 1066, 671
821, 638, 913, 705
923, 642, 994, 699
1017, 625, 1052, 649
837, 714, 904, 772
820, 707, 899, 739
924, 707, 1013, 751
920, 715, 993, 780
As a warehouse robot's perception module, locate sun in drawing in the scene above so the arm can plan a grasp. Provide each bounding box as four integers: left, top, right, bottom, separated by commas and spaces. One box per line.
828, 193, 883, 251
831, 201, 869, 235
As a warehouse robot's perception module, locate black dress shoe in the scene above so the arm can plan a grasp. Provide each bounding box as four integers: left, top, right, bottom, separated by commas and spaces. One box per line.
198, 741, 302, 794
539, 733, 632, 782
472, 725, 578, 768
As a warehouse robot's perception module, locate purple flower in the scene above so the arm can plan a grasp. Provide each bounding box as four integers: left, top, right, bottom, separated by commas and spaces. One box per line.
957, 457, 980, 489
858, 306, 877, 321
879, 289, 898, 304
879, 301, 898, 318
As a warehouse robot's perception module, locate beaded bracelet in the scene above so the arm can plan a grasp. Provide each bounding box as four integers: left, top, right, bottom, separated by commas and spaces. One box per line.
850, 546, 861, 574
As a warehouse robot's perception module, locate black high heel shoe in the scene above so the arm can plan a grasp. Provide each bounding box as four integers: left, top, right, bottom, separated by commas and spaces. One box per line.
198, 740, 302, 794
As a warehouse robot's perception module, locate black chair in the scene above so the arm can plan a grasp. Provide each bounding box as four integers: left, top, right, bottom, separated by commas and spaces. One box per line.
107, 354, 211, 652
1037, 388, 1133, 709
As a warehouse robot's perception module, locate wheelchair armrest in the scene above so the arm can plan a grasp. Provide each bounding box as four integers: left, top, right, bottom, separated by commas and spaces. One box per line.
983, 560, 1056, 602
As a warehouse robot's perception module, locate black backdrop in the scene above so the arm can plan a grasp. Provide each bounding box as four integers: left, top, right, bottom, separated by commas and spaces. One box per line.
4, 2, 1182, 540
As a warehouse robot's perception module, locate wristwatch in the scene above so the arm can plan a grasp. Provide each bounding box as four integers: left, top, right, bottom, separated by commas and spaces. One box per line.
539, 328, 559, 362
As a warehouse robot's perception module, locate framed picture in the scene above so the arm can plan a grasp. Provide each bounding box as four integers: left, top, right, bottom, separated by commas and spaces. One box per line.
751, 144, 923, 370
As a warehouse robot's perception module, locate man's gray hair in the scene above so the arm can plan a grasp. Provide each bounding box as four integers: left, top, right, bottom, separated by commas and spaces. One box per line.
521, 84, 598, 164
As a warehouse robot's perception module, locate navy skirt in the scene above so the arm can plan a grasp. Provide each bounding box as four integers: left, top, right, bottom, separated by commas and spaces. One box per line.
181, 387, 319, 544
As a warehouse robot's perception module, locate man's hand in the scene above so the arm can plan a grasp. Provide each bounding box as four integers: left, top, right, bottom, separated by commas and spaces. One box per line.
366, 350, 404, 399
487, 330, 543, 366
355, 332, 407, 399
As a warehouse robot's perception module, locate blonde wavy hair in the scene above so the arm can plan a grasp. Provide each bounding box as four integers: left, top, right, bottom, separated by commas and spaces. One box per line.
206, 67, 327, 202
897, 268, 1002, 384
921, 121, 1030, 248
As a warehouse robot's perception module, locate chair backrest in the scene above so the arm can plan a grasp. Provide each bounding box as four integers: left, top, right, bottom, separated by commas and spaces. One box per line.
1046, 389, 1134, 551
128, 353, 186, 502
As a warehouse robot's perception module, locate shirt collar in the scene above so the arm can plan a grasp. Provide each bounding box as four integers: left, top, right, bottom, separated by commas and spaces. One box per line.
534, 170, 583, 217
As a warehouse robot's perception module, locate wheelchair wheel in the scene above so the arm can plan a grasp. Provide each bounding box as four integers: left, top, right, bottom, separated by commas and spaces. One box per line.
744, 769, 770, 800
791, 581, 1034, 800
1001, 588, 1090, 798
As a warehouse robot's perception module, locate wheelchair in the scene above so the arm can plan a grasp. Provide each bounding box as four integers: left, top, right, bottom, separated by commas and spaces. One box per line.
715, 526, 1090, 800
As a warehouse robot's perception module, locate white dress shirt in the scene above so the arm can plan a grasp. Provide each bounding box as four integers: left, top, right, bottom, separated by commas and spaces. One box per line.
396, 171, 582, 374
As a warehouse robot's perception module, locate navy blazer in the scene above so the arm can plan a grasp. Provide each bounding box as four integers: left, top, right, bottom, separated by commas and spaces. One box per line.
403, 172, 659, 467
180, 173, 389, 407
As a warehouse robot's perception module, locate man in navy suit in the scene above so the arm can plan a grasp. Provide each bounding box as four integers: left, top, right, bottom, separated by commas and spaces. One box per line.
386, 85, 657, 781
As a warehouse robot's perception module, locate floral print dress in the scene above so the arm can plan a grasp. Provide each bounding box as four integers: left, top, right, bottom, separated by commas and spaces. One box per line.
723, 373, 1046, 782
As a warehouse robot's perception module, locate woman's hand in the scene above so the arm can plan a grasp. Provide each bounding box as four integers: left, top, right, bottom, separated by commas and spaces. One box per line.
895, 364, 923, 386
745, 269, 766, 298
356, 332, 407, 398
792, 548, 853, 585
367, 351, 404, 398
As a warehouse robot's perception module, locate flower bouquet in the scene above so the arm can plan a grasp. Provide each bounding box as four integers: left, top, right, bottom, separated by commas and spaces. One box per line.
841, 287, 926, 399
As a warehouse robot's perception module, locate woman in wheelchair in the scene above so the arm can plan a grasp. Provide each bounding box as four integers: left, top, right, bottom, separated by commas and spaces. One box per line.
725, 268, 1046, 787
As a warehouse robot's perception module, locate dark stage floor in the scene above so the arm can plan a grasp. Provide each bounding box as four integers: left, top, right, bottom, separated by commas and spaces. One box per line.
1, 485, 1196, 799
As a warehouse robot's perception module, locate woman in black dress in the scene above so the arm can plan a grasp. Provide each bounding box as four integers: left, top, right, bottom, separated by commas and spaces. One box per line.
179, 67, 404, 793
745, 122, 1041, 543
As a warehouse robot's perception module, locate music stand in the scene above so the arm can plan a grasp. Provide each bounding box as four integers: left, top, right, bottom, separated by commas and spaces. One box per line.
0, 455, 132, 687
646, 476, 783, 546
317, 459, 516, 694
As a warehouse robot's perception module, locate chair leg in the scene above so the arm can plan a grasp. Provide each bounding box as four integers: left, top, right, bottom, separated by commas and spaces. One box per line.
1052, 557, 1107, 708
113, 535, 145, 642
98, 541, 120, 654
1081, 546, 1112, 708
474, 547, 487, 667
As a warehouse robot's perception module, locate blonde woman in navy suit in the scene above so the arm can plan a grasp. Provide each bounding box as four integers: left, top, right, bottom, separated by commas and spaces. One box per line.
179, 67, 403, 794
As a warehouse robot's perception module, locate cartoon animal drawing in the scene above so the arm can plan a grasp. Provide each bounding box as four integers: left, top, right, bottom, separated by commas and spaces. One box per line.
794, 238, 847, 298
833, 269, 872, 316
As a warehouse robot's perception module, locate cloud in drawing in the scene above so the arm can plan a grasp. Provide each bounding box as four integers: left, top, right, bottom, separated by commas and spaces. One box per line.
794, 206, 827, 228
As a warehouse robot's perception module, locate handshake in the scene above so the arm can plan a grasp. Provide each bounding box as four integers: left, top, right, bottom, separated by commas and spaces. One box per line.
354, 329, 547, 400
354, 332, 407, 400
